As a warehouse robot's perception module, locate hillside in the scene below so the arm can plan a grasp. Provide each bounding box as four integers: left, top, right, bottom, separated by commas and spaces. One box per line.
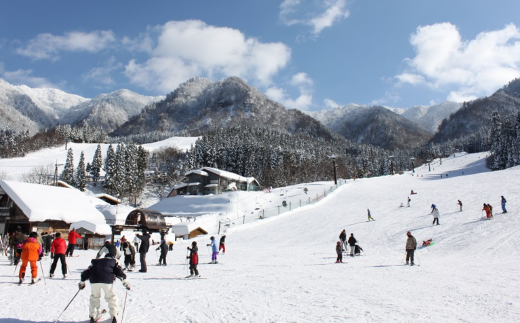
1, 151, 519, 322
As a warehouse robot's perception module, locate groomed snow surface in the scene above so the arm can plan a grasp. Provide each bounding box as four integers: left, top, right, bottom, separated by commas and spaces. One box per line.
1, 152, 520, 322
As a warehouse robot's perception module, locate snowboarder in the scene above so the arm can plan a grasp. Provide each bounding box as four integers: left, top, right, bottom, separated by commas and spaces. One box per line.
367, 209, 375, 221
49, 232, 68, 278
219, 235, 226, 254
79, 252, 130, 323
135, 229, 150, 272
207, 236, 218, 264
405, 231, 417, 266
501, 196, 507, 213
335, 241, 343, 263
121, 241, 136, 271
339, 229, 347, 251
156, 239, 168, 265
186, 241, 200, 277
457, 200, 463, 212
431, 204, 440, 225
9, 226, 27, 266
66, 228, 81, 257
18, 232, 42, 284
347, 233, 357, 257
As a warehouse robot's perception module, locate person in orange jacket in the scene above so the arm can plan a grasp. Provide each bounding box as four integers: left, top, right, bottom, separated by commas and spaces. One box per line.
66, 228, 81, 257
19, 232, 42, 284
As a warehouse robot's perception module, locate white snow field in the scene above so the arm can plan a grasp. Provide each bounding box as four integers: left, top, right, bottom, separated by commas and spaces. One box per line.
1, 152, 520, 322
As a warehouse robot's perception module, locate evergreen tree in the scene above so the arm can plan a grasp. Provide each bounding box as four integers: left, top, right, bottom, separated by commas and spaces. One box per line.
490, 111, 504, 170
103, 144, 116, 196
90, 144, 103, 186
75, 151, 87, 191
61, 148, 75, 185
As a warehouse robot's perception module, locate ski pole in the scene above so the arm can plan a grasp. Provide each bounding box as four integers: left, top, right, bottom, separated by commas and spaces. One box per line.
54, 289, 81, 323
184, 249, 190, 272
39, 259, 47, 285
11, 262, 19, 282
121, 289, 128, 323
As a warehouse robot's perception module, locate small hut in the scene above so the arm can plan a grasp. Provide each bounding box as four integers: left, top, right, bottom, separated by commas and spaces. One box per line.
111, 209, 170, 242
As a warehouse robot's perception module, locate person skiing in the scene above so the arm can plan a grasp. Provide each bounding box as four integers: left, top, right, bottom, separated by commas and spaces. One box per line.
43, 232, 53, 255
18, 232, 42, 284
219, 235, 226, 254
347, 233, 357, 257
431, 204, 440, 225
367, 209, 375, 221
50, 232, 68, 278
66, 228, 81, 257
9, 226, 27, 266
335, 241, 343, 263
501, 196, 507, 213
121, 241, 136, 271
135, 229, 150, 272
407, 197, 411, 207
186, 241, 199, 277
457, 200, 463, 212
207, 236, 218, 264
79, 252, 130, 323
156, 239, 168, 265
405, 231, 417, 266
339, 229, 347, 252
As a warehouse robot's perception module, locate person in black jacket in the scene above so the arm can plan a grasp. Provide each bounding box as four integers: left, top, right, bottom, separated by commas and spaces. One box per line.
347, 233, 357, 257
43, 232, 53, 255
339, 229, 347, 252
186, 241, 199, 278
79, 253, 130, 323
135, 229, 150, 273
156, 239, 168, 265
335, 241, 343, 263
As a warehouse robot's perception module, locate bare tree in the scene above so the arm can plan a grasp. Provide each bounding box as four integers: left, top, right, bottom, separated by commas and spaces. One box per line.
0, 171, 12, 181
20, 165, 54, 185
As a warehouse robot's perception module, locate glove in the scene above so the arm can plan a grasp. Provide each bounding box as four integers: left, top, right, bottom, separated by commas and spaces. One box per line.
78, 281, 86, 290
122, 280, 131, 290
186, 256, 189, 259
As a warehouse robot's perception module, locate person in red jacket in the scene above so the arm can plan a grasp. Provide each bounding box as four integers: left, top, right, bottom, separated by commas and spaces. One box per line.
19, 232, 42, 284
50, 232, 68, 278
66, 228, 81, 257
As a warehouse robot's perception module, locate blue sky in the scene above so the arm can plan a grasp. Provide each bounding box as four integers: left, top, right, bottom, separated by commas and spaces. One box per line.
1, 0, 520, 111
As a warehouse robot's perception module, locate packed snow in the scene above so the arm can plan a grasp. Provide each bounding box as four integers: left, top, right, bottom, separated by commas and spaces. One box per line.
1, 151, 520, 322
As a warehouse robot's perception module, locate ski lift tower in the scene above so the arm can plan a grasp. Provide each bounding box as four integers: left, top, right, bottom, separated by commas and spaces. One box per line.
330, 154, 337, 185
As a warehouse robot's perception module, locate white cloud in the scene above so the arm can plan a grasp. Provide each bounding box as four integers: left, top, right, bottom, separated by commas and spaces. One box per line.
124, 20, 291, 93
1, 68, 57, 88
397, 23, 520, 102
16, 30, 116, 61
83, 57, 123, 86
265, 72, 313, 110
280, 0, 349, 37
324, 98, 340, 108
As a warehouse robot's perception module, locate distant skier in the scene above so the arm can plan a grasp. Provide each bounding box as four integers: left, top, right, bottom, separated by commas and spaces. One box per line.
168, 241, 174, 251
66, 228, 81, 257
156, 239, 168, 265
121, 241, 136, 271
79, 252, 130, 323
431, 204, 440, 225
9, 226, 27, 266
405, 231, 417, 266
186, 241, 200, 277
219, 235, 226, 254
135, 229, 150, 272
347, 233, 357, 257
367, 209, 375, 221
207, 236, 218, 264
339, 229, 347, 251
18, 232, 42, 284
49, 232, 68, 278
457, 200, 463, 212
482, 203, 491, 219
335, 241, 343, 263
43, 232, 53, 255
501, 196, 507, 213
407, 197, 411, 207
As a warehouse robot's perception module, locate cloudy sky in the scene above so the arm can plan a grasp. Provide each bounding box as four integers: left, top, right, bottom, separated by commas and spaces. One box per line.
1, 0, 520, 110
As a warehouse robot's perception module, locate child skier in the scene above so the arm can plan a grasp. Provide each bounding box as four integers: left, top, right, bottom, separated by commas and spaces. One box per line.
367, 209, 375, 221
18, 232, 42, 284
501, 196, 507, 213
121, 241, 136, 271
186, 241, 199, 277
156, 239, 168, 265
79, 253, 130, 323
219, 235, 226, 254
457, 200, 463, 212
335, 241, 343, 263
431, 205, 440, 225
207, 236, 218, 264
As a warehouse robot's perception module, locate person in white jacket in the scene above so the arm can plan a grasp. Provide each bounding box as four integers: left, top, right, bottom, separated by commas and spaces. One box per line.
431, 204, 440, 225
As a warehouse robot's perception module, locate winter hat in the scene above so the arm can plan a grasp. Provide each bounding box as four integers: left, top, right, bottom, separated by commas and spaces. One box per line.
29, 232, 37, 238
192, 241, 197, 246
210, 236, 215, 240
337, 241, 340, 244
55, 232, 61, 237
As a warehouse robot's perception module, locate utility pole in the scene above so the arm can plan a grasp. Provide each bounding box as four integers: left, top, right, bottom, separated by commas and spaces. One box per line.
54, 160, 64, 186
332, 155, 337, 185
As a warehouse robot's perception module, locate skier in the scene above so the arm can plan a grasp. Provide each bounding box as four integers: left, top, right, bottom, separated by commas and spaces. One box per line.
347, 233, 357, 257
335, 241, 343, 263
339, 229, 347, 251
501, 196, 507, 213
66, 228, 81, 257
367, 209, 375, 221
49, 232, 68, 278
121, 241, 136, 271
431, 204, 440, 225
79, 252, 130, 323
405, 231, 417, 266
135, 229, 150, 272
97, 241, 122, 265
9, 226, 27, 266
18, 232, 42, 284
407, 197, 411, 207
43, 232, 53, 255
186, 241, 200, 277
207, 236, 218, 264
168, 241, 174, 251
482, 203, 490, 219
219, 235, 226, 254
156, 239, 168, 265
457, 200, 463, 212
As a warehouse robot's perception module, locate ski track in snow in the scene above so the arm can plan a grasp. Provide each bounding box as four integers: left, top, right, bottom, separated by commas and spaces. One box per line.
1, 152, 520, 322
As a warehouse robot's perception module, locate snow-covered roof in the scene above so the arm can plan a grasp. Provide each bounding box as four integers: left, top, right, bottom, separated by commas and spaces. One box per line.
171, 222, 208, 236
70, 220, 112, 235
185, 170, 209, 176
186, 167, 258, 184
205, 184, 218, 188
0, 180, 107, 223
95, 193, 121, 204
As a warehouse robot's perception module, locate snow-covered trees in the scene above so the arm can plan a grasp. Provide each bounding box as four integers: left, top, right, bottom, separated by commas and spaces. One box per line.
60, 148, 75, 185
75, 151, 86, 191
90, 144, 103, 186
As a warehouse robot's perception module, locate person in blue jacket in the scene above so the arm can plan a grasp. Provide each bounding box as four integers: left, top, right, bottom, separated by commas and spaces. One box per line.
207, 236, 218, 264
501, 196, 507, 213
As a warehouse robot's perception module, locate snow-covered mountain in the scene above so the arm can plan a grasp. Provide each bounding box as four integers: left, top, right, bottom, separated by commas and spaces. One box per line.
61, 89, 164, 133
389, 101, 462, 133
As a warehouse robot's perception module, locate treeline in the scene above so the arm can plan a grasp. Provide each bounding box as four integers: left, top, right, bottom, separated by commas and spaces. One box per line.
488, 111, 520, 170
